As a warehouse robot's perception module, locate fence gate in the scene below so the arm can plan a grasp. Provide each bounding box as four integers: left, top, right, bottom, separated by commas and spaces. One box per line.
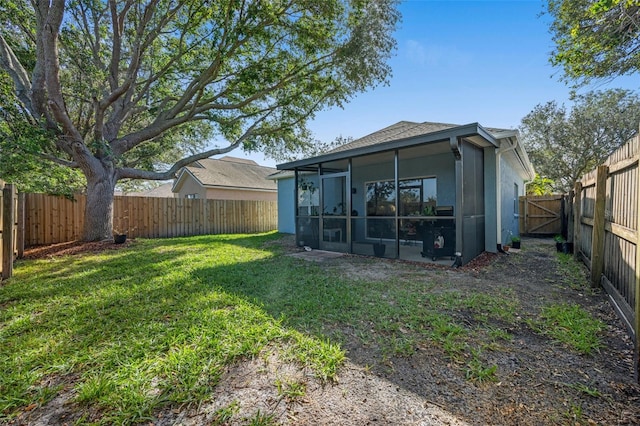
519, 195, 564, 236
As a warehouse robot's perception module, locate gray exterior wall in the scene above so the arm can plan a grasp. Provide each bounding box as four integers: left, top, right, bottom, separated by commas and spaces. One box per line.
276, 177, 296, 234
483, 147, 498, 252
499, 154, 525, 244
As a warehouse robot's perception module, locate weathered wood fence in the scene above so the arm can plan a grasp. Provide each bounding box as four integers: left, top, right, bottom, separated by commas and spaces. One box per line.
572, 134, 640, 380
0, 182, 22, 281
519, 195, 564, 236
24, 194, 278, 246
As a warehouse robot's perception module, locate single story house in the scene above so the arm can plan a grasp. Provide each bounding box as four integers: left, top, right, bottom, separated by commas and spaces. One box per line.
122, 182, 175, 197
173, 156, 277, 201
274, 121, 535, 265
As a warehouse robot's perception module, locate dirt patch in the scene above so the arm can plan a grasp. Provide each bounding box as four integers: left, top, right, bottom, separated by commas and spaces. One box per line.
22, 239, 133, 260
11, 237, 640, 425
152, 350, 468, 426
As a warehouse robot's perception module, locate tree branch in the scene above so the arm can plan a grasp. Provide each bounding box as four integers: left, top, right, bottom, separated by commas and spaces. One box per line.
39, 152, 78, 168
116, 110, 272, 180
0, 34, 34, 118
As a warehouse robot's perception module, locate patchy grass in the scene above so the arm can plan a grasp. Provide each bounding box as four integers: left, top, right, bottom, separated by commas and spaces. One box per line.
556, 252, 592, 292
528, 303, 605, 355
3, 234, 598, 424
275, 378, 306, 402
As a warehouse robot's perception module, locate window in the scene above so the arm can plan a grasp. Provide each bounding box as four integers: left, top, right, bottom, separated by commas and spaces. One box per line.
297, 174, 319, 216
514, 183, 519, 215
365, 177, 437, 239
366, 181, 396, 216
399, 177, 437, 216
185, 193, 198, 199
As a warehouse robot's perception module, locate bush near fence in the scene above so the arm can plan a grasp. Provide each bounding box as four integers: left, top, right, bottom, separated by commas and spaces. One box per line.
571, 133, 640, 381
24, 194, 278, 246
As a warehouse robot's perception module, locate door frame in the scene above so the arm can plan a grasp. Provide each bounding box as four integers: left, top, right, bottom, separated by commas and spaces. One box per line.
319, 171, 351, 252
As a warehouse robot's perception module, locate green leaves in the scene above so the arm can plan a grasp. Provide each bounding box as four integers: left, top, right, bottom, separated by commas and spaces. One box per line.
1, 0, 399, 174
548, 0, 640, 85
0, 71, 85, 195
519, 89, 640, 193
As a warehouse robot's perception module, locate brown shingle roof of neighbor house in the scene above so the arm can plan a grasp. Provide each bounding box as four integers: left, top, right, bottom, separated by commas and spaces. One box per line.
180, 156, 277, 191
126, 182, 175, 197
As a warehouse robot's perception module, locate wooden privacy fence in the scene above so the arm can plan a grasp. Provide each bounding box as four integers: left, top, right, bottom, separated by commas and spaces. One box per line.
0, 182, 22, 281
519, 195, 564, 236
24, 194, 278, 246
572, 134, 640, 380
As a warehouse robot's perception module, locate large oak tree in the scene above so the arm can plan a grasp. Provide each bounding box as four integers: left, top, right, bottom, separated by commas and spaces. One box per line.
0, 0, 399, 240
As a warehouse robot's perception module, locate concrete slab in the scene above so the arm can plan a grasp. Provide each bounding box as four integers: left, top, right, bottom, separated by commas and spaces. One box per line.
288, 249, 346, 262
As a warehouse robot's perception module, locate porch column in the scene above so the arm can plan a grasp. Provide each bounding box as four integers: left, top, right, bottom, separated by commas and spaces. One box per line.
451, 136, 464, 259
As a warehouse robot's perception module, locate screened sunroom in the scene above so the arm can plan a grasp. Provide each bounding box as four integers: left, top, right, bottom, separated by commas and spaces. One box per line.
275, 121, 535, 266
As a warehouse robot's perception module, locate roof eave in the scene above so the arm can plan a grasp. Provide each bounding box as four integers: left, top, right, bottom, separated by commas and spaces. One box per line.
200, 184, 277, 192
277, 123, 499, 170
172, 168, 203, 192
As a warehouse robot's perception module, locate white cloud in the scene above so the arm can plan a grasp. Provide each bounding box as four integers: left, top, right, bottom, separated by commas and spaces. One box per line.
404, 39, 472, 68
406, 39, 427, 65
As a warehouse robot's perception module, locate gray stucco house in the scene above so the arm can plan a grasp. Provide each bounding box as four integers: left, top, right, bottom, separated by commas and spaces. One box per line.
273, 121, 535, 265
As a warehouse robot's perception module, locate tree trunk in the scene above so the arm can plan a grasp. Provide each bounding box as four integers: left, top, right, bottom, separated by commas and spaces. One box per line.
82, 165, 117, 241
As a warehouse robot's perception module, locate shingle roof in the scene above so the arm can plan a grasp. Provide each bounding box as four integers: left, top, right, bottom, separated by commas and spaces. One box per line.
183, 156, 277, 191
328, 121, 511, 154
130, 183, 175, 197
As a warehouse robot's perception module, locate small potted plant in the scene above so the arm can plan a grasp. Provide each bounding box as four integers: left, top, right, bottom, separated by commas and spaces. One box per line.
502, 230, 512, 252
553, 235, 565, 252
113, 230, 127, 244
372, 220, 387, 257
511, 235, 521, 249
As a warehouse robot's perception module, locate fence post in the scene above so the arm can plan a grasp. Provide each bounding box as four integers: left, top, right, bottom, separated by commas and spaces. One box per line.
566, 191, 574, 244
2, 184, 16, 280
573, 181, 582, 260
590, 165, 608, 288
635, 156, 640, 381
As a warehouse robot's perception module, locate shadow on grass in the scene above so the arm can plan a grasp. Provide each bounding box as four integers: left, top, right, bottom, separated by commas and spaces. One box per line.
5, 234, 612, 426
1, 232, 346, 424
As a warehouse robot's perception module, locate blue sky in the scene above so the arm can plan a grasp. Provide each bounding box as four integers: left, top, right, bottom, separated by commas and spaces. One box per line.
242, 0, 638, 167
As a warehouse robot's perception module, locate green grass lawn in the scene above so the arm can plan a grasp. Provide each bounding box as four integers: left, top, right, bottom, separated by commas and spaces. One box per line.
0, 233, 605, 424
0, 233, 346, 424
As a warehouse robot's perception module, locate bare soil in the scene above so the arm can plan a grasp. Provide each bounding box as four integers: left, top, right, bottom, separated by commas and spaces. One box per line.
13, 237, 640, 425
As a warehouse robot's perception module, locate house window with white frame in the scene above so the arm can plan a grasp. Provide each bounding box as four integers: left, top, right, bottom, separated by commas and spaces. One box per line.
185, 193, 198, 199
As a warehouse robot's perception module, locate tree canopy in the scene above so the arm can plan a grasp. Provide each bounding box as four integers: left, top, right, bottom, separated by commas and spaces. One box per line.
548, 0, 640, 85
0, 0, 399, 240
519, 89, 640, 193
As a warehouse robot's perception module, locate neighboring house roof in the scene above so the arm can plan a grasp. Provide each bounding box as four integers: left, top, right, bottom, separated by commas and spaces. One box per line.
277, 120, 534, 180
125, 182, 175, 197
173, 156, 277, 192
267, 170, 295, 180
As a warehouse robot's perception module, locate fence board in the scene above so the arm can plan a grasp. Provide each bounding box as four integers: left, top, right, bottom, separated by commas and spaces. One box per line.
575, 133, 640, 380
24, 194, 277, 246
